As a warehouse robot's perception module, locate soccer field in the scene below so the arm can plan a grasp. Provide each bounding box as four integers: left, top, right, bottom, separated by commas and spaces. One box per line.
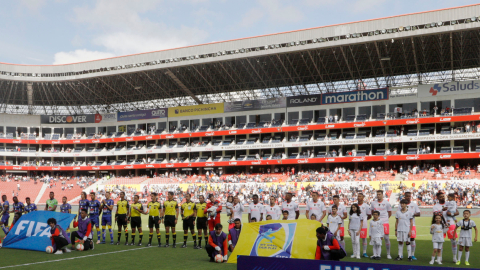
0, 214, 479, 270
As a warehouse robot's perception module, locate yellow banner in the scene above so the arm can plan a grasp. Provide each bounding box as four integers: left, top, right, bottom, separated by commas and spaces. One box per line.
168, 103, 224, 117
228, 219, 321, 263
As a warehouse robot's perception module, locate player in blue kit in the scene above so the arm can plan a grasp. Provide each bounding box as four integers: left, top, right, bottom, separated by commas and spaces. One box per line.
100, 191, 115, 244
0, 195, 10, 234
60, 196, 72, 237
10, 196, 25, 214
78, 192, 89, 220
24, 197, 37, 213
89, 192, 102, 244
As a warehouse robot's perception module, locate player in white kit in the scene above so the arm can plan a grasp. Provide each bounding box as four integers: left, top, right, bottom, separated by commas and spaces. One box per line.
395, 199, 414, 261
281, 192, 299, 220
230, 196, 244, 221
404, 190, 420, 260
248, 194, 264, 222
305, 191, 326, 222
369, 190, 392, 259
263, 196, 281, 220
432, 191, 459, 263
328, 195, 347, 249
356, 193, 371, 257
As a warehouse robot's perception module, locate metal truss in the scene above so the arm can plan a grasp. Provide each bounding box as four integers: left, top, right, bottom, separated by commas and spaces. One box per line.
1, 29, 480, 115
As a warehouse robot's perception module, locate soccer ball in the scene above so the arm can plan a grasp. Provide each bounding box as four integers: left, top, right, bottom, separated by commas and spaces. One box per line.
215, 254, 223, 263
46, 246, 54, 254
76, 244, 84, 251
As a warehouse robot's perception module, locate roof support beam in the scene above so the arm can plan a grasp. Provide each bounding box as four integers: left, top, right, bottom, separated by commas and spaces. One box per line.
165, 69, 202, 104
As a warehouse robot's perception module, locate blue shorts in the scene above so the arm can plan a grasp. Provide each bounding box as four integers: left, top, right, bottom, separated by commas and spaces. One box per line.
102, 215, 112, 226
90, 215, 100, 227
0, 215, 9, 225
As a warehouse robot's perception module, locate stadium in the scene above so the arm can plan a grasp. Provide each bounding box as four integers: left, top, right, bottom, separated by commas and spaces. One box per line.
1, 3, 480, 270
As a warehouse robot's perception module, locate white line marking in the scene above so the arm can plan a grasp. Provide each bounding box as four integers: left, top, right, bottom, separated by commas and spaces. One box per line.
0, 240, 197, 269
0, 247, 149, 269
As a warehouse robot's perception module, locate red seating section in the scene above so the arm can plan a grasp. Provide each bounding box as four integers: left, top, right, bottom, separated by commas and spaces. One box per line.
0, 180, 43, 202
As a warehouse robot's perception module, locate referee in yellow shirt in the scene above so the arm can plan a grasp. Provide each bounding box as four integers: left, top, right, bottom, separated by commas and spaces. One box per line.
195, 195, 208, 249
181, 193, 197, 248
163, 191, 179, 248
145, 192, 162, 247
115, 191, 130, 245
129, 195, 144, 246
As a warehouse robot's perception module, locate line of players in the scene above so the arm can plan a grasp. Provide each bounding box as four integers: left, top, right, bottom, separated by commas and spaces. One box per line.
0, 189, 477, 265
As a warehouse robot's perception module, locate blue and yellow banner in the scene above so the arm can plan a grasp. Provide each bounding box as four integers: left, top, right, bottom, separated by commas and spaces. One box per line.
228, 219, 321, 263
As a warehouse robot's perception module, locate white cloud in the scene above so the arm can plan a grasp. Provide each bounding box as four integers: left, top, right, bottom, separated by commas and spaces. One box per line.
52, 0, 209, 63
19, 0, 46, 11
238, 0, 303, 29
53, 49, 115, 65
239, 8, 264, 28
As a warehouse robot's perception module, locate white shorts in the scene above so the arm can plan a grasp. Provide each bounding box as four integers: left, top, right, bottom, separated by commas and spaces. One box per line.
370, 237, 382, 246
433, 242, 443, 250
397, 231, 410, 242
458, 237, 473, 247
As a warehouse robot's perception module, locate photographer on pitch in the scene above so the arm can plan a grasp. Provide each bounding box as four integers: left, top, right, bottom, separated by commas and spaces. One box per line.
315, 226, 346, 261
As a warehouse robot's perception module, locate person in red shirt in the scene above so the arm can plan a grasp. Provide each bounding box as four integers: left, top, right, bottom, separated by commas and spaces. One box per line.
204, 194, 222, 232
315, 227, 344, 260
48, 218, 70, 254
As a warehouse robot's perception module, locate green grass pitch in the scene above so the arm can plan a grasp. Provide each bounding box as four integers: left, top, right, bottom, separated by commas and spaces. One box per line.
0, 214, 479, 270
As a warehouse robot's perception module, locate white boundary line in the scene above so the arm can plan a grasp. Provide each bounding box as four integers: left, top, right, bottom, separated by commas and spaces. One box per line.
0, 247, 149, 269
0, 240, 199, 269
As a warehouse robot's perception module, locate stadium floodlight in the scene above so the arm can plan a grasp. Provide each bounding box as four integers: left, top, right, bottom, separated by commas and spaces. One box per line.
430, 23, 435, 27
264, 46, 269, 50
300, 40, 306, 45
195, 55, 199, 58
412, 26, 418, 30
380, 57, 391, 61
387, 29, 392, 33
398, 26, 404, 31
275, 44, 280, 48
368, 31, 374, 36
240, 48, 245, 53
405, 25, 411, 31
312, 39, 317, 43
466, 18, 472, 23
345, 34, 350, 39
425, 24, 430, 28
451, 20, 457, 25
471, 16, 477, 21
375, 30, 380, 35
295, 41, 300, 45
217, 52, 221, 56
381, 29, 386, 34
437, 21, 443, 26
334, 36, 339, 41
270, 45, 275, 49
290, 42, 295, 46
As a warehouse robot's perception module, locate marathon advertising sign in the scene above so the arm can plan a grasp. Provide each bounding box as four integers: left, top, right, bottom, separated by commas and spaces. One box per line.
224, 97, 286, 112
418, 79, 480, 98
117, 108, 168, 122
287, 94, 321, 107
40, 114, 97, 124
321, 88, 388, 105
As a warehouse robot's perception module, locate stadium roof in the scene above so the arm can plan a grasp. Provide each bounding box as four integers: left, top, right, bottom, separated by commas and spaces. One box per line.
1, 4, 480, 115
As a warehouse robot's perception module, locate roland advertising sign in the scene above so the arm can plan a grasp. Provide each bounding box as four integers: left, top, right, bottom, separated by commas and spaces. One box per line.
321, 88, 389, 105
287, 94, 321, 107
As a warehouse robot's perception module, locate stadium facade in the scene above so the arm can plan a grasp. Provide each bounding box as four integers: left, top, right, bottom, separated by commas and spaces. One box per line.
1, 4, 480, 177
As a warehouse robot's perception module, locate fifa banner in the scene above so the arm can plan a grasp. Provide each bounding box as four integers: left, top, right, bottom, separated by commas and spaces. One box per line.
3, 211, 75, 252
228, 219, 319, 263
418, 80, 480, 98
237, 256, 479, 270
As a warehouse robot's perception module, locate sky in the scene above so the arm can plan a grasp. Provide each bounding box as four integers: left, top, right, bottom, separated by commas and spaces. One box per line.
0, 0, 478, 65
